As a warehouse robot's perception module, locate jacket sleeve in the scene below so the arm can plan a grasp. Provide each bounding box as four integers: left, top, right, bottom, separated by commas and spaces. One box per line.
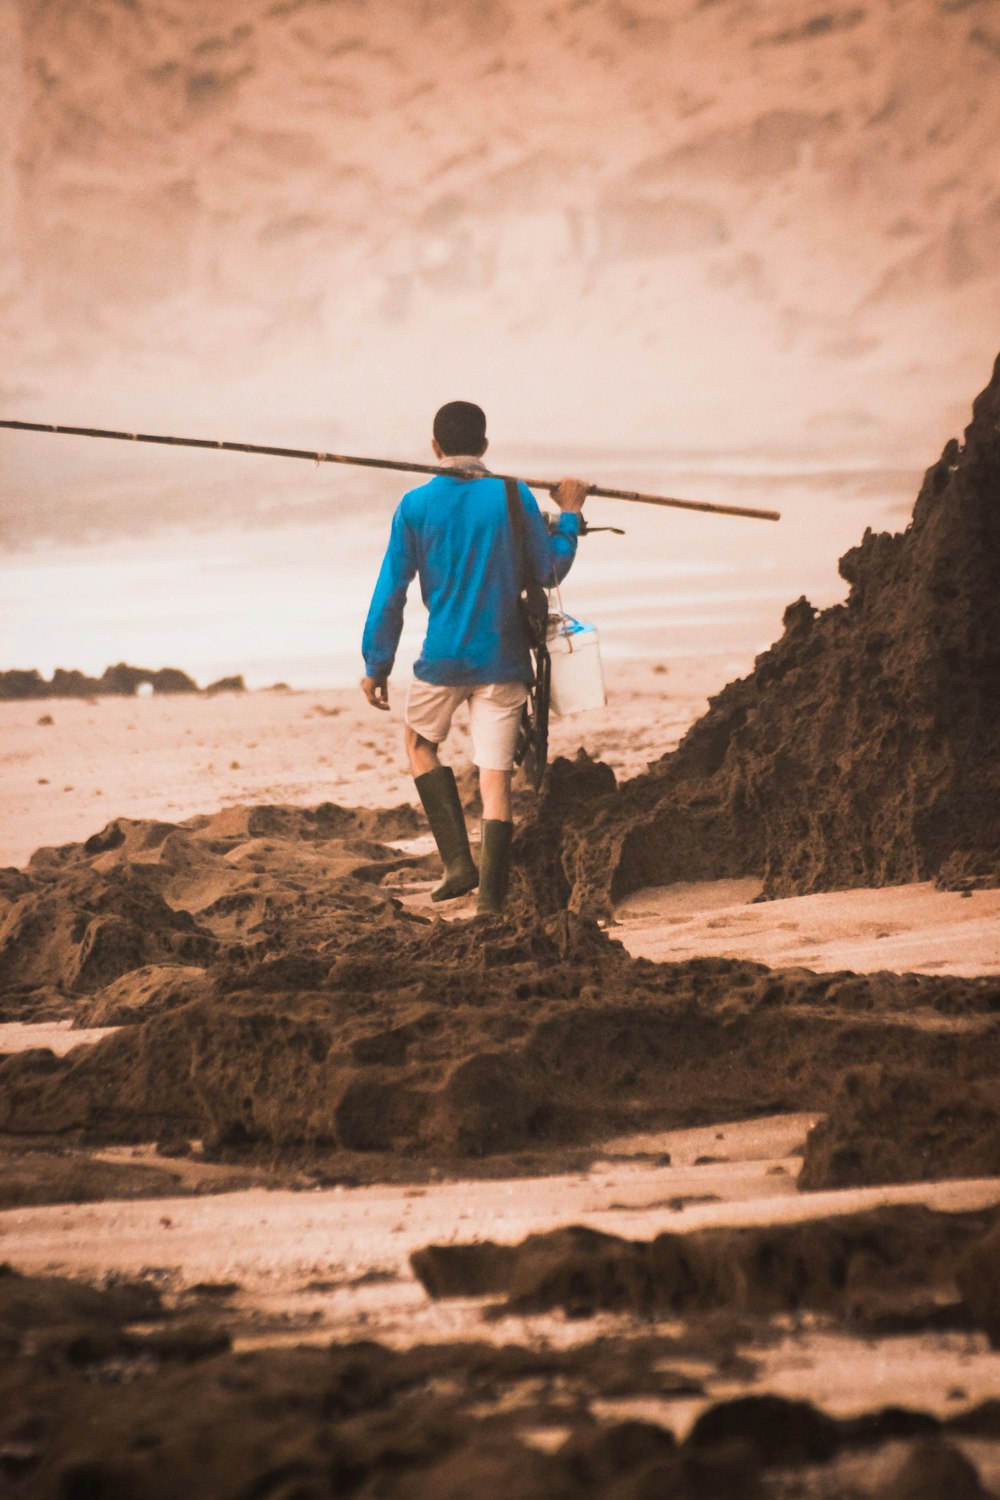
362, 503, 418, 678
518, 481, 580, 587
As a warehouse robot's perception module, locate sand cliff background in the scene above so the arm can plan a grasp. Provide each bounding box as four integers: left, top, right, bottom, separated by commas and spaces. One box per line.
4, 0, 1000, 536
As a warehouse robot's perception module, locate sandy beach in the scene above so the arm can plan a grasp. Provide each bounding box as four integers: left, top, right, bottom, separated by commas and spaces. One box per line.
5, 0, 1000, 1488
6, 667, 997, 970
0, 659, 709, 871
2, 630, 998, 1495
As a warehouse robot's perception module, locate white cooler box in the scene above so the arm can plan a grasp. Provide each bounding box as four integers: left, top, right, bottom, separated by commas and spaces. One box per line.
547, 614, 606, 716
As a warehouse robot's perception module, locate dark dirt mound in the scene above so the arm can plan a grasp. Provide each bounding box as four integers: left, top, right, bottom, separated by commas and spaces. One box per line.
955, 1222, 1000, 1348
72, 963, 213, 1027
0, 803, 423, 1013
0, 864, 218, 998
799, 1064, 1000, 1190
411, 1204, 1000, 1333
1, 1264, 996, 1499
1, 792, 1000, 1176
510, 354, 1000, 917
877, 1439, 992, 1500
0, 1262, 163, 1341
0, 1141, 186, 1208
0, 1135, 275, 1208
2, 796, 998, 1181
2, 906, 998, 1168
5, 786, 1000, 1170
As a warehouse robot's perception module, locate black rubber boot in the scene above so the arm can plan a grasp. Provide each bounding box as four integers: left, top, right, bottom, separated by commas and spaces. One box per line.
476, 819, 513, 916
414, 766, 479, 902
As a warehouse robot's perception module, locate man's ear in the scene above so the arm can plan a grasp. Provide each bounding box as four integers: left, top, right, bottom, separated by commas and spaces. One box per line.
480, 438, 489, 456
432, 438, 443, 459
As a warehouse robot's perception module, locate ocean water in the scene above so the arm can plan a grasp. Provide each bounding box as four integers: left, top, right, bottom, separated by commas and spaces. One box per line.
1, 455, 919, 692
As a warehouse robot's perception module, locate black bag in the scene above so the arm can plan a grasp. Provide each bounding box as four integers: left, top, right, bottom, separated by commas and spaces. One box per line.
504, 478, 549, 649
504, 478, 551, 789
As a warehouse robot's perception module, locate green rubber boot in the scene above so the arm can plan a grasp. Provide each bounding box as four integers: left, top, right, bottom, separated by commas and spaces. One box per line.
414, 766, 479, 902
476, 819, 513, 916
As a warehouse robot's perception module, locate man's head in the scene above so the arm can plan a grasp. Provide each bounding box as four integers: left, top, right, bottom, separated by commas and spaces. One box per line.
432, 401, 487, 458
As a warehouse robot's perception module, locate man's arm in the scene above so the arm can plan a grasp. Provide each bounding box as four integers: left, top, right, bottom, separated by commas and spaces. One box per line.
361, 504, 418, 707
521, 477, 588, 586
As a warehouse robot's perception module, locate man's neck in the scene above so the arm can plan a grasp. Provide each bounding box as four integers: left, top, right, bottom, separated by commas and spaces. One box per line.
439, 454, 490, 473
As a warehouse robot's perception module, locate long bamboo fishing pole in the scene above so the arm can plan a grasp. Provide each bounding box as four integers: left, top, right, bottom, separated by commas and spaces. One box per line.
0, 419, 781, 522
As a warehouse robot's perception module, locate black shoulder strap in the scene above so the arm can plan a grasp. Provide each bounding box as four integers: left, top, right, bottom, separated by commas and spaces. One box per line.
504, 476, 550, 655
503, 477, 530, 588
503, 479, 550, 785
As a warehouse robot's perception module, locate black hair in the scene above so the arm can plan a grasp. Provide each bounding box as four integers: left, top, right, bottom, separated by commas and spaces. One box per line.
433, 400, 487, 456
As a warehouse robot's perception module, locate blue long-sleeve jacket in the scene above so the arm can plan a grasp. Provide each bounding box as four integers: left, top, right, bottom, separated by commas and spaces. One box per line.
362, 473, 580, 686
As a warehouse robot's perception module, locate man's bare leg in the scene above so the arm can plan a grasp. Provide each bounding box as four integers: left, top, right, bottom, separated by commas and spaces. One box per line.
478, 768, 513, 823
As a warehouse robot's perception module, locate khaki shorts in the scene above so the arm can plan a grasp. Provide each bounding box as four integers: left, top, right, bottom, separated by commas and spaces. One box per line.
405, 679, 528, 772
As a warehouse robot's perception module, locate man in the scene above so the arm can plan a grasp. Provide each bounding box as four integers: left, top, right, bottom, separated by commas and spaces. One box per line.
361, 400, 587, 916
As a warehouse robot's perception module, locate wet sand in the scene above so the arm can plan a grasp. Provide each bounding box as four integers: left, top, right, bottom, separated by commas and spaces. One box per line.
616, 879, 1000, 977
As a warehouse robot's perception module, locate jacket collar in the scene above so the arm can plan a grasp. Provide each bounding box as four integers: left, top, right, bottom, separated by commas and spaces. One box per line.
439, 454, 490, 474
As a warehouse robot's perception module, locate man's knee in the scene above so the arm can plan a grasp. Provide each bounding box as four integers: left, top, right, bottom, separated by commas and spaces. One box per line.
405, 724, 437, 754
406, 724, 441, 777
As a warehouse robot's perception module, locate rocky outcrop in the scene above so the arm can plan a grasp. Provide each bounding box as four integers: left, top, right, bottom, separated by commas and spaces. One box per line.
0, 664, 244, 700
514, 355, 1000, 914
